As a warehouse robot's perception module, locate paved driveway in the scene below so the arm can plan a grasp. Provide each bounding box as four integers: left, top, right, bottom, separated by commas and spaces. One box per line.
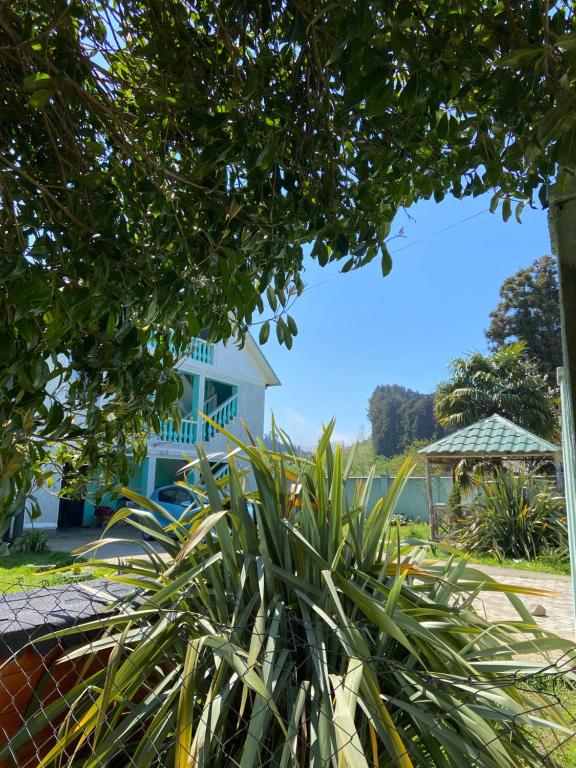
45, 526, 163, 561
469, 564, 574, 640
46, 528, 575, 640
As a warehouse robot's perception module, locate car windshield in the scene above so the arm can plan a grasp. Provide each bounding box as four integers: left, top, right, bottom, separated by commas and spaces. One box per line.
157, 487, 196, 506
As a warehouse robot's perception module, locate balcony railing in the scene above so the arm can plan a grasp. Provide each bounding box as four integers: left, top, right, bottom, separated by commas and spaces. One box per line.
156, 418, 197, 445
156, 393, 238, 446
149, 337, 213, 364
189, 338, 213, 364
203, 394, 238, 440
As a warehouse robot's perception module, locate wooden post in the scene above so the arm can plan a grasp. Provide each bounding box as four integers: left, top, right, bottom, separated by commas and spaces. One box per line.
425, 458, 436, 541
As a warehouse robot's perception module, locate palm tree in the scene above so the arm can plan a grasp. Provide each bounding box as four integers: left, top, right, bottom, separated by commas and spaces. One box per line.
435, 342, 558, 439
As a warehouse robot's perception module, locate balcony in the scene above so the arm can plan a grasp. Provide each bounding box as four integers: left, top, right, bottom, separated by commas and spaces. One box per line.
155, 393, 238, 447
156, 417, 197, 445
202, 393, 238, 440
188, 338, 213, 364
149, 337, 214, 365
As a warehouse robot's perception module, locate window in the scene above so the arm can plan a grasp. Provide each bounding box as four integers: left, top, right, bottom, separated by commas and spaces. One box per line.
157, 486, 196, 506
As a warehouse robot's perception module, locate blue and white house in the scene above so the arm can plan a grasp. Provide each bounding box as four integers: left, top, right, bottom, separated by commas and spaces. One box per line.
34, 334, 280, 528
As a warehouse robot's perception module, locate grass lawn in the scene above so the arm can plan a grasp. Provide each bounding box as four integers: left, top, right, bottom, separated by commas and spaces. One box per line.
468, 552, 571, 576
529, 679, 576, 766
397, 521, 430, 541
0, 550, 113, 593
397, 523, 571, 576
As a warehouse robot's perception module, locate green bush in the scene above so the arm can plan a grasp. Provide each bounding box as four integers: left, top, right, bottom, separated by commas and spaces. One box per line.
12, 528, 48, 554
458, 468, 566, 560
447, 483, 461, 512
8, 425, 574, 767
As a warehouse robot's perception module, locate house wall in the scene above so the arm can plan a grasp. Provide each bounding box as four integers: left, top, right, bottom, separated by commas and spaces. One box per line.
26, 478, 62, 529
31, 337, 277, 527
201, 381, 266, 456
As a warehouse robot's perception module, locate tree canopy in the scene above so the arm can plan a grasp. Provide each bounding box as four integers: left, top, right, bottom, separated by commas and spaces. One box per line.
368, 385, 444, 457
435, 342, 558, 439
486, 256, 562, 376
1, 1, 575, 526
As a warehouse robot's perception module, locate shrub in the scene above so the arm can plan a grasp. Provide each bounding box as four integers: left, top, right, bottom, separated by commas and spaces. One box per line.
458, 468, 566, 560
7, 425, 574, 767
443, 482, 463, 534
12, 528, 48, 554
447, 482, 461, 512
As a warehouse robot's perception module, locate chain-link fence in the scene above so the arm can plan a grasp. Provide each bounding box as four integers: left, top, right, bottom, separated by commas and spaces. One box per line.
0, 578, 575, 767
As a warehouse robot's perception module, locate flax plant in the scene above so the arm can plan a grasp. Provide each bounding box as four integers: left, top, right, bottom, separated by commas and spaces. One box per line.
5, 421, 574, 767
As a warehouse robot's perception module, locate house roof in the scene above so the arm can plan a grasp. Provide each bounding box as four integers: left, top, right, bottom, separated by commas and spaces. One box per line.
244, 333, 281, 387
418, 414, 560, 458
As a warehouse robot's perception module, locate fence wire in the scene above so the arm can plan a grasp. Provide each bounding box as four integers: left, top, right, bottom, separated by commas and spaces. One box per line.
0, 578, 575, 768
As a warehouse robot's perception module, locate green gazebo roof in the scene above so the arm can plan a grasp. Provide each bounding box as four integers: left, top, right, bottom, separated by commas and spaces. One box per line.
419, 414, 560, 459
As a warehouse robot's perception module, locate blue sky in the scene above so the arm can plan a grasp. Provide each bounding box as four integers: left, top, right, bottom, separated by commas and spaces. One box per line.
259, 193, 552, 448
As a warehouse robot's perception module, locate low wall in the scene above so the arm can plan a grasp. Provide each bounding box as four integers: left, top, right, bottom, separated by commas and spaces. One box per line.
345, 475, 452, 521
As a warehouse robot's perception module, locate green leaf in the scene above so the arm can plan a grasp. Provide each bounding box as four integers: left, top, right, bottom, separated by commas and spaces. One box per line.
286, 315, 298, 336
23, 72, 52, 91
497, 47, 543, 67
381, 246, 392, 277
28, 89, 51, 108
259, 321, 270, 344
267, 286, 278, 312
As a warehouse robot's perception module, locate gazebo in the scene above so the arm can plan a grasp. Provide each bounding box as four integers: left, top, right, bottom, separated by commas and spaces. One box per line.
418, 414, 562, 540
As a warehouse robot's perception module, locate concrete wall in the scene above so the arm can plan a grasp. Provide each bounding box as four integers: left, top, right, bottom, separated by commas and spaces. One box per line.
345, 475, 452, 521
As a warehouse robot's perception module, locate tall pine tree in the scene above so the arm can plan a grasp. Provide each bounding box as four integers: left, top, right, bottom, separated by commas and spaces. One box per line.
486, 256, 561, 377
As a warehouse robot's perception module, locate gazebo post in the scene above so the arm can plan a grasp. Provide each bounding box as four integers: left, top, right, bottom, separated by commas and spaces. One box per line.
425, 457, 436, 541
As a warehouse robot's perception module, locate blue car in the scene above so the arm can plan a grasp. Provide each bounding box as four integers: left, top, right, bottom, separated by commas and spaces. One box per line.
148, 484, 201, 533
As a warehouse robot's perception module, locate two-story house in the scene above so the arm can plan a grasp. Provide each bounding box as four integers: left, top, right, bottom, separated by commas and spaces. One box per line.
33, 334, 280, 528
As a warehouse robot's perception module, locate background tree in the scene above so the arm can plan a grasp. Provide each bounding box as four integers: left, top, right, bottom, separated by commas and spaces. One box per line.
486, 256, 561, 376
368, 385, 444, 457
1, 1, 576, 527
435, 342, 558, 439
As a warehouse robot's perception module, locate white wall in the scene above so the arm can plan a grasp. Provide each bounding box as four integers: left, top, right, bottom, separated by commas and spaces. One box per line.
26, 479, 61, 529
178, 338, 275, 389
201, 381, 266, 456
